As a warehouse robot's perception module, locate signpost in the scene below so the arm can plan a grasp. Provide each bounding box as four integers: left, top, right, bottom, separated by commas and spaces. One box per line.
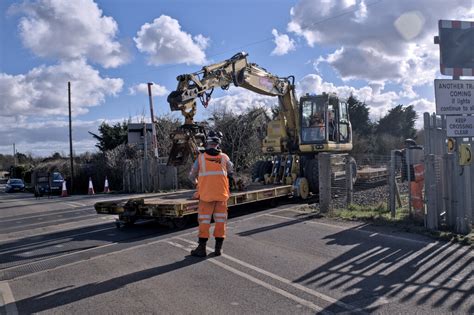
431, 19, 474, 234
446, 116, 474, 137
434, 79, 474, 115
436, 20, 474, 76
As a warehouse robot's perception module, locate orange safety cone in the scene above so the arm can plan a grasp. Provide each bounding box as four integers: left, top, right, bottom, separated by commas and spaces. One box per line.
88, 177, 95, 195
103, 177, 110, 193
61, 180, 68, 197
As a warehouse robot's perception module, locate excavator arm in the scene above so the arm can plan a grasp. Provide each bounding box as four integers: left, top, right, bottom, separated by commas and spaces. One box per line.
167, 52, 300, 166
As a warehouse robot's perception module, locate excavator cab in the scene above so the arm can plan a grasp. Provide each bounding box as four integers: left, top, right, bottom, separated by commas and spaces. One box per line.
298, 93, 352, 153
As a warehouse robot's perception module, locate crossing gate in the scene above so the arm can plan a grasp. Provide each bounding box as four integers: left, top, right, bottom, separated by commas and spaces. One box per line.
423, 112, 473, 234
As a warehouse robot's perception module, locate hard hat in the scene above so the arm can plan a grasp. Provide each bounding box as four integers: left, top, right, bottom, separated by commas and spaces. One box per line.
206, 130, 222, 145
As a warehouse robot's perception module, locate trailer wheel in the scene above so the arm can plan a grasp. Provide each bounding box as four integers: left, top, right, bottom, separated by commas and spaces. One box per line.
123, 217, 136, 226
118, 214, 136, 227
172, 216, 189, 230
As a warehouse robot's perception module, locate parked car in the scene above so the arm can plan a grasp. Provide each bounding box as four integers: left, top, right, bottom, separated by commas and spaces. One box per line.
50, 172, 64, 193
5, 178, 25, 193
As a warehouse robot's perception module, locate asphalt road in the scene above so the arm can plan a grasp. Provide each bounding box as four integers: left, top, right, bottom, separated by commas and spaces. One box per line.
0, 190, 472, 314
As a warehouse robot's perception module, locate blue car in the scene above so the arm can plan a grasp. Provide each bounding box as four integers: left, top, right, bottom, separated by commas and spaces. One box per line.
5, 178, 25, 193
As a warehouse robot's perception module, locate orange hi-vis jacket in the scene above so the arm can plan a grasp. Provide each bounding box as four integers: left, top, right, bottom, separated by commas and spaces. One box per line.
197, 152, 231, 202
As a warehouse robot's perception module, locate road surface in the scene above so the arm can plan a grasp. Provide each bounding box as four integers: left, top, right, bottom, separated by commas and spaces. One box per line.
0, 190, 472, 314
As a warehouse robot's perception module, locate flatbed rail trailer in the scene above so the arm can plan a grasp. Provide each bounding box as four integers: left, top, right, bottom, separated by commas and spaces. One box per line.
94, 184, 294, 229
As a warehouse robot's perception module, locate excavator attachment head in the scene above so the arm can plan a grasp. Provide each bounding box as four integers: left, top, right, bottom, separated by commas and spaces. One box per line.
167, 124, 206, 166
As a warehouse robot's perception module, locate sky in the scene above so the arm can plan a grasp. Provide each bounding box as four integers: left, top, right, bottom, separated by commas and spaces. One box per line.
0, 0, 473, 157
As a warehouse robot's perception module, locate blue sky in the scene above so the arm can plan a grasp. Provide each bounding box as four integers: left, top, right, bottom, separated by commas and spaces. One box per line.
0, 0, 472, 156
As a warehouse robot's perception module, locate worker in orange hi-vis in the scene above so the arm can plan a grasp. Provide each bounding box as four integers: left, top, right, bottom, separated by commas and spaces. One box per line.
188, 130, 234, 257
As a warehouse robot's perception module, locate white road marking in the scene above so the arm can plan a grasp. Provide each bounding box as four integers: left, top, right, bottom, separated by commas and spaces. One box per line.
0, 207, 93, 225
0, 281, 18, 315
1, 230, 198, 281
65, 202, 87, 207
175, 237, 362, 314
0, 219, 116, 244
265, 212, 442, 246
0, 210, 282, 280
166, 240, 330, 314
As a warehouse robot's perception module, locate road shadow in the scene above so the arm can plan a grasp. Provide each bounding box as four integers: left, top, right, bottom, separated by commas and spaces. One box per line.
0, 199, 284, 274
293, 225, 473, 313
12, 255, 205, 313
0, 220, 185, 274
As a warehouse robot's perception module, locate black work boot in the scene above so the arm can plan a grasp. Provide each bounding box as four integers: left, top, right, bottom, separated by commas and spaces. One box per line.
191, 238, 207, 257
214, 237, 224, 256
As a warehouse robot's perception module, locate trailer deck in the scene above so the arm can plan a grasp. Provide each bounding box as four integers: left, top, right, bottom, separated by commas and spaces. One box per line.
95, 184, 294, 227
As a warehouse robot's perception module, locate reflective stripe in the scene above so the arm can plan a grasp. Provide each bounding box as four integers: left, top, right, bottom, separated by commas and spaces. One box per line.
198, 214, 212, 219
200, 154, 206, 173
198, 153, 228, 177
213, 213, 227, 218
215, 219, 226, 223
199, 170, 227, 177
200, 220, 211, 224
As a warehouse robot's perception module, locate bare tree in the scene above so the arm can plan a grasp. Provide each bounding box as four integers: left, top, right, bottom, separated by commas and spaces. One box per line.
209, 107, 270, 172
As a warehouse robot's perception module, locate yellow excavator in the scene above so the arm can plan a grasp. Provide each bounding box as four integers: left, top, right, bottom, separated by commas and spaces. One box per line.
167, 52, 356, 197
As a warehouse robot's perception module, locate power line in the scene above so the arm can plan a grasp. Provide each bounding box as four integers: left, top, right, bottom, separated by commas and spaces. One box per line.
122, 0, 385, 81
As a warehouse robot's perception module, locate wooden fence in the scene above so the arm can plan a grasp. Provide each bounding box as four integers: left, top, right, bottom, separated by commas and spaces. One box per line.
122, 157, 177, 193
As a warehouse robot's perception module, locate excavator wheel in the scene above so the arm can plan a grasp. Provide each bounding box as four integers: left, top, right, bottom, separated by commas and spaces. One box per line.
293, 177, 309, 199
251, 161, 265, 182
304, 159, 319, 194
259, 161, 273, 182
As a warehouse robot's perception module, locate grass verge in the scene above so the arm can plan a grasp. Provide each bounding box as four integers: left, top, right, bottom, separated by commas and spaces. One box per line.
326, 203, 473, 246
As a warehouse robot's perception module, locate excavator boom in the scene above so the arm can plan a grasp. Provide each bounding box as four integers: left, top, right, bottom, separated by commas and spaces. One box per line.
167, 52, 300, 166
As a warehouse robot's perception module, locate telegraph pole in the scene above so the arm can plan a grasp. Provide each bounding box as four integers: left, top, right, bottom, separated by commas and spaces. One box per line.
147, 82, 159, 158
12, 143, 16, 177
68, 81, 74, 194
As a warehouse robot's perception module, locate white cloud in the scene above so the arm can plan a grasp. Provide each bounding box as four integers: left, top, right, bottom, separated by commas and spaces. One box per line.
9, 0, 129, 68
0, 59, 123, 118
298, 74, 401, 120
271, 29, 296, 56
0, 118, 105, 156
134, 15, 209, 66
204, 87, 276, 115
129, 82, 169, 96
352, 0, 367, 23
204, 74, 402, 122
407, 98, 435, 128
288, 0, 473, 86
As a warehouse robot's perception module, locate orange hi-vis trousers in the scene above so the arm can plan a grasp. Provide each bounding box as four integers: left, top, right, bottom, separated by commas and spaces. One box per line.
197, 200, 228, 239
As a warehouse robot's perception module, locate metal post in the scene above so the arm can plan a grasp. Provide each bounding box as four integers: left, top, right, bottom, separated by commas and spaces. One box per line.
389, 150, 396, 218
319, 153, 332, 213
68, 82, 74, 194
464, 161, 472, 233
147, 83, 159, 158
406, 149, 412, 217
345, 155, 353, 207
425, 154, 437, 230
455, 161, 468, 234
446, 153, 456, 228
